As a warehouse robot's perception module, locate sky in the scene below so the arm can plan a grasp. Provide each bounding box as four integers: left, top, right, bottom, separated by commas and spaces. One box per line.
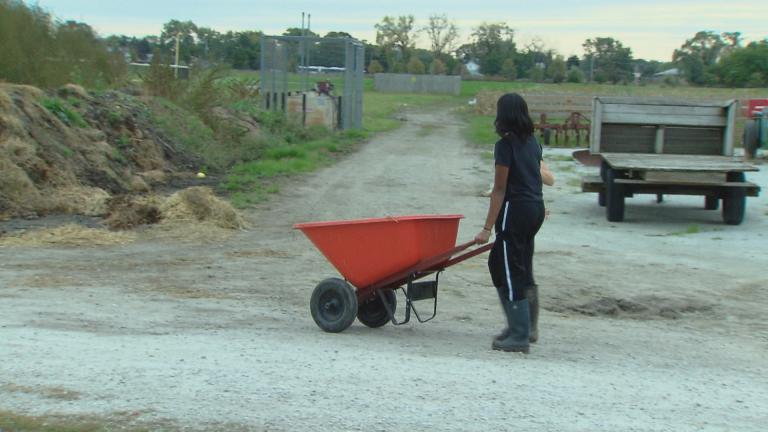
32, 0, 768, 62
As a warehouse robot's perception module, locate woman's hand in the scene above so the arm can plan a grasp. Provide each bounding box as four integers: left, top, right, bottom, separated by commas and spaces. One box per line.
474, 228, 492, 244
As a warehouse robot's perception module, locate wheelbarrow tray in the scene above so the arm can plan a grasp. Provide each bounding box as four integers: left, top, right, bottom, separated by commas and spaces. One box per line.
294, 214, 463, 290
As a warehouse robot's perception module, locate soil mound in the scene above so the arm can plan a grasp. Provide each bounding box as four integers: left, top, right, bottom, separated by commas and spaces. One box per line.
0, 83, 200, 219
548, 295, 713, 320
104, 195, 163, 230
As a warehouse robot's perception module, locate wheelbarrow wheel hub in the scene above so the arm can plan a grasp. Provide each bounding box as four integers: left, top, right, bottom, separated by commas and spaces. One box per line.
310, 278, 358, 333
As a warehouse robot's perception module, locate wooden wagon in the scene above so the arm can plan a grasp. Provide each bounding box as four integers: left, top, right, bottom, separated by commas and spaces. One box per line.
581, 97, 761, 225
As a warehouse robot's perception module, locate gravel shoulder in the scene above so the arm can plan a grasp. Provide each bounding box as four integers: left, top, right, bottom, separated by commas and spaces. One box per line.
1, 107, 767, 431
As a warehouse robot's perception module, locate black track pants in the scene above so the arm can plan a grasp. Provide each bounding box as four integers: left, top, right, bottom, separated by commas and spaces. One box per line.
487, 200, 545, 301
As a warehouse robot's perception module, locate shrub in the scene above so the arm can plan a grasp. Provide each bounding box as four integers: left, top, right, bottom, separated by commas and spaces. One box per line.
143, 51, 178, 99
500, 58, 517, 80
567, 68, 585, 83
529, 67, 545, 82
547, 56, 567, 83
430, 59, 447, 75
406, 57, 425, 75
368, 60, 384, 74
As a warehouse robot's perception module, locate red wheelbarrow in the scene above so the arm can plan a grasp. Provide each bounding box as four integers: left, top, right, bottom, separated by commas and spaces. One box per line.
293, 215, 493, 332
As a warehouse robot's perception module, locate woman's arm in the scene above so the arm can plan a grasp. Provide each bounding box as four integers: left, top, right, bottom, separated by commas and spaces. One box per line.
541, 161, 554, 186
474, 165, 509, 244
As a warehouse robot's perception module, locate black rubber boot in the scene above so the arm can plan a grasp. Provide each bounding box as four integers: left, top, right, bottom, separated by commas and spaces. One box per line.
525, 285, 539, 343
492, 299, 530, 353
493, 285, 510, 342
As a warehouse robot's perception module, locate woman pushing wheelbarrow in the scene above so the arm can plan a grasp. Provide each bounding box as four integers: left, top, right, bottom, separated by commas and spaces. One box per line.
474, 93, 555, 353
294, 93, 552, 354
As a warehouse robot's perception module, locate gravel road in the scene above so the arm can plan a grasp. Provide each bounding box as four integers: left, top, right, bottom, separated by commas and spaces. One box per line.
1, 107, 767, 431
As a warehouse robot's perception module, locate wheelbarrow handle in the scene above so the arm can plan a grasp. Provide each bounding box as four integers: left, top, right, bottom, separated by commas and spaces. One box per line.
365, 240, 493, 293
430, 240, 493, 270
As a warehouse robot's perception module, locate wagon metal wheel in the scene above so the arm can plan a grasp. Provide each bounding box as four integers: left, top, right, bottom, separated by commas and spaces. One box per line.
606, 168, 625, 222
357, 290, 397, 328
310, 278, 358, 333
743, 120, 759, 159
722, 172, 746, 225
597, 161, 608, 207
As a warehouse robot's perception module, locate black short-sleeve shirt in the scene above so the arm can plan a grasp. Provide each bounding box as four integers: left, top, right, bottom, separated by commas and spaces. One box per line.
494, 133, 543, 202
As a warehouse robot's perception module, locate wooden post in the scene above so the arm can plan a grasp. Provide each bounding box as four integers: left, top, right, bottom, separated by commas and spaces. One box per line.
724, 100, 737, 156
590, 97, 603, 154
655, 126, 666, 154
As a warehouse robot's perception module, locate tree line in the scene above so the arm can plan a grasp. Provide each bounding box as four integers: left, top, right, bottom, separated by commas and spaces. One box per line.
1, 0, 766, 89
0, 0, 124, 88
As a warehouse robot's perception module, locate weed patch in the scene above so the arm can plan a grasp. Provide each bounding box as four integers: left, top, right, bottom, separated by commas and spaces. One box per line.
668, 224, 702, 236
41, 97, 87, 128
463, 114, 497, 147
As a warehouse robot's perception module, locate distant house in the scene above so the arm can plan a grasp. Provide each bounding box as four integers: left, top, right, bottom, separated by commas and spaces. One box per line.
651, 68, 682, 84
465, 60, 483, 77
654, 68, 680, 78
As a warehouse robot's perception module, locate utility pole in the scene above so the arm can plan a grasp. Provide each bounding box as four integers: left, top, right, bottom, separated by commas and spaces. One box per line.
174, 32, 180, 78
306, 13, 312, 75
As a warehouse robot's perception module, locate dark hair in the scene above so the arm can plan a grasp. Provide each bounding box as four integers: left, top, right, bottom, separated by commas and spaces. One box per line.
495, 93, 534, 138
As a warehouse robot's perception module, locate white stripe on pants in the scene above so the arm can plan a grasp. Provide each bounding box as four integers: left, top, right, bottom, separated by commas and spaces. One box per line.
501, 201, 514, 301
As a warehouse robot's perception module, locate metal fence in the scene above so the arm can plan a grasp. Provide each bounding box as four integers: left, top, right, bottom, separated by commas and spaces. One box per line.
260, 35, 364, 129
374, 73, 461, 95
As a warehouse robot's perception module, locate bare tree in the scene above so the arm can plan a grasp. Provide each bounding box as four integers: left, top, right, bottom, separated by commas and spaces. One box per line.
375, 15, 417, 54
422, 14, 459, 57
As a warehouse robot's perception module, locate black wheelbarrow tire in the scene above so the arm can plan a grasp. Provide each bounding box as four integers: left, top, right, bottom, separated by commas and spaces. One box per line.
357, 290, 397, 328
310, 278, 358, 333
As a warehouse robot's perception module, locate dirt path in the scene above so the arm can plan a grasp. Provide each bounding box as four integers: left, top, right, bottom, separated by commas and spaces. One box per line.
1, 107, 767, 431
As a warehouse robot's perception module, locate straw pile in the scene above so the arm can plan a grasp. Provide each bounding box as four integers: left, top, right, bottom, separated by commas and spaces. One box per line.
0, 224, 135, 248
160, 186, 244, 229
51, 186, 111, 216
1, 187, 244, 247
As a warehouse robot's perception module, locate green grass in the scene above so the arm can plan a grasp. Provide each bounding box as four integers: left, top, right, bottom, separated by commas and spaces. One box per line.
463, 114, 496, 147
461, 79, 535, 98
461, 79, 766, 99
56, 144, 74, 158
41, 97, 87, 128
221, 127, 365, 207
147, 98, 221, 168
668, 224, 702, 236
